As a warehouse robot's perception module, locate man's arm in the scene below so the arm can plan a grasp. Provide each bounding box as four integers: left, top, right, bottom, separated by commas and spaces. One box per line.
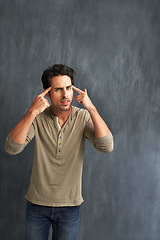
9, 87, 51, 144
72, 86, 110, 138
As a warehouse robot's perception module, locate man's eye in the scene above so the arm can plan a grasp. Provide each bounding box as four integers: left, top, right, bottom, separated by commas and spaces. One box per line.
55, 88, 60, 92
67, 86, 71, 90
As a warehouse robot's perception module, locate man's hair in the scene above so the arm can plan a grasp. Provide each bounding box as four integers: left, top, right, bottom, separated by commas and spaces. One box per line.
41, 64, 75, 89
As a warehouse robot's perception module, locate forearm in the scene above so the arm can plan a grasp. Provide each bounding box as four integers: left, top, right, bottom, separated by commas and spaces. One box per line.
9, 87, 51, 144
87, 105, 110, 138
10, 109, 36, 144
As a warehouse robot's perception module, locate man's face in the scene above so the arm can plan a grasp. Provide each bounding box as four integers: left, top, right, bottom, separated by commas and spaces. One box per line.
48, 75, 73, 112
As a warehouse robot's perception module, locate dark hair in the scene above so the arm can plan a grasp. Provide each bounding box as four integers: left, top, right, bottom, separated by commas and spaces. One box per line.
41, 64, 75, 89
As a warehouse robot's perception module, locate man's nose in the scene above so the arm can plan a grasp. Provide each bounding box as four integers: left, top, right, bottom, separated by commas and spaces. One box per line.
62, 88, 68, 98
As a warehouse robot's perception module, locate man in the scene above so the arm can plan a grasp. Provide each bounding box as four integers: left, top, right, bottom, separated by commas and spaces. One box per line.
5, 64, 114, 240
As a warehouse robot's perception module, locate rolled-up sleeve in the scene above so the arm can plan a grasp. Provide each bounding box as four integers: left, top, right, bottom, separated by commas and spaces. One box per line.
5, 134, 27, 155
84, 115, 114, 153
94, 131, 114, 153
5, 123, 35, 155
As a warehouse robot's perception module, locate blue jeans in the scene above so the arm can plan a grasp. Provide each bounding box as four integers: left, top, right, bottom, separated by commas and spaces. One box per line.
25, 201, 80, 240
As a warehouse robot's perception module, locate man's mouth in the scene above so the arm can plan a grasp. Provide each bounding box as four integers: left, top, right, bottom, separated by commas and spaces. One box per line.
60, 99, 70, 105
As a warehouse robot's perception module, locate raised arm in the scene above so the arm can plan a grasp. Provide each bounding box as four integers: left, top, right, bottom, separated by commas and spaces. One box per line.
9, 87, 51, 144
72, 86, 110, 138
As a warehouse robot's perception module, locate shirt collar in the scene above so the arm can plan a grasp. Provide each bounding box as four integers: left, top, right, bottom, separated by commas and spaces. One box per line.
48, 105, 77, 119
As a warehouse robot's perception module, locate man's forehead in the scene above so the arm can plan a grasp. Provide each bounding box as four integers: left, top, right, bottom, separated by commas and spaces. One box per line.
50, 75, 72, 87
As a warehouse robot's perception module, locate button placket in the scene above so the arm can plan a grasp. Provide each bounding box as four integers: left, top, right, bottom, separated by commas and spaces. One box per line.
57, 132, 62, 156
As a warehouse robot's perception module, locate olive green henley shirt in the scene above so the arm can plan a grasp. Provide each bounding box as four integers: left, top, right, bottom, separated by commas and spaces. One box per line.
5, 106, 114, 207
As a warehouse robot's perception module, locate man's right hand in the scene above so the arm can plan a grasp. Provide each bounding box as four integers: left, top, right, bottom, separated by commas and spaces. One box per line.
29, 87, 51, 117
8, 87, 51, 144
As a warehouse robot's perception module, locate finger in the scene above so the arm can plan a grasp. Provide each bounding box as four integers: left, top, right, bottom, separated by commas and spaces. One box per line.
76, 95, 83, 101
44, 98, 50, 108
72, 85, 84, 94
76, 97, 83, 104
76, 96, 84, 104
76, 94, 82, 99
40, 87, 52, 97
46, 100, 50, 108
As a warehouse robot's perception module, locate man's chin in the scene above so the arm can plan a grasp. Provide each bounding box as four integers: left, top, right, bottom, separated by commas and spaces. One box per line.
59, 105, 72, 111
51, 104, 72, 113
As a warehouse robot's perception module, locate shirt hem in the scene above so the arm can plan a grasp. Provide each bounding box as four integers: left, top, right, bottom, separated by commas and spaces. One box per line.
25, 195, 84, 207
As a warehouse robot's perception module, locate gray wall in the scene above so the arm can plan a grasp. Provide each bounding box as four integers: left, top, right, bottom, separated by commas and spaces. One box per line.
1, 0, 160, 239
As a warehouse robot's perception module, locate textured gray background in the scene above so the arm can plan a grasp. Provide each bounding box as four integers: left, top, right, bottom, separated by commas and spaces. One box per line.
1, 0, 160, 239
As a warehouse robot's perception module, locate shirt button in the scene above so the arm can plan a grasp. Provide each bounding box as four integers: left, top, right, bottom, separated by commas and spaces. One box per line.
59, 143, 61, 145
58, 149, 61, 152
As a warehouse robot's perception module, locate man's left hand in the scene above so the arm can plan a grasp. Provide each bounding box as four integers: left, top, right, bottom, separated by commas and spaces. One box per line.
72, 86, 94, 111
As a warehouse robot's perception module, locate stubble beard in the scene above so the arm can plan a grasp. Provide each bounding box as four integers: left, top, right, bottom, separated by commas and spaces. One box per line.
52, 100, 72, 112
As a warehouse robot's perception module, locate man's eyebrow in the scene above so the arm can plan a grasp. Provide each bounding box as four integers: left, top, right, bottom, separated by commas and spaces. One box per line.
54, 85, 72, 90
54, 87, 62, 90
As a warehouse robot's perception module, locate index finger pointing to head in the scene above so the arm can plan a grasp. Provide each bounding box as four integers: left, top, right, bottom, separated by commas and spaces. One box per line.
40, 87, 52, 97
72, 85, 84, 94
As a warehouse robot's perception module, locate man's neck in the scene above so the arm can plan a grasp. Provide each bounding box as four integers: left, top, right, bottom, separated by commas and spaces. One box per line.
50, 106, 72, 127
